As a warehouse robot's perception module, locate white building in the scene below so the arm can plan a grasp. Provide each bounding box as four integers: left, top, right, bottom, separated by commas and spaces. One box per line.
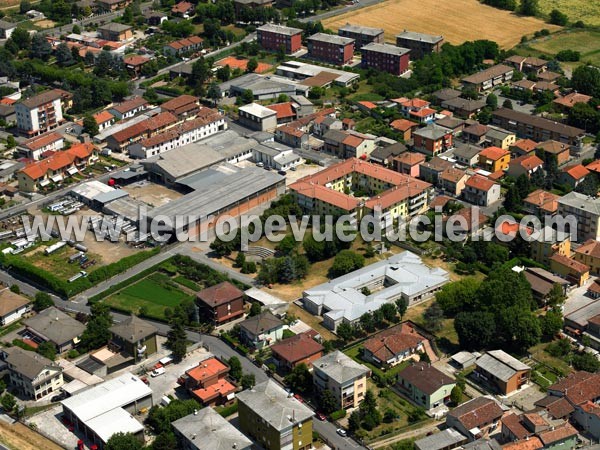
17, 131, 64, 160
4, 347, 64, 400
238, 103, 278, 132
16, 90, 65, 136
0, 289, 31, 326
303, 252, 449, 331
558, 191, 600, 242
252, 141, 302, 171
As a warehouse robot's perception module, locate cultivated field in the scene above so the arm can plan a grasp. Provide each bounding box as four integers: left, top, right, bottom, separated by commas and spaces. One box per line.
324, 0, 559, 48
539, 0, 600, 27
523, 29, 600, 67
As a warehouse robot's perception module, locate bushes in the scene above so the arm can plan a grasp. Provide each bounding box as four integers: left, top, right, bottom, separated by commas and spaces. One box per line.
329, 409, 347, 421
218, 402, 238, 418
556, 50, 580, 62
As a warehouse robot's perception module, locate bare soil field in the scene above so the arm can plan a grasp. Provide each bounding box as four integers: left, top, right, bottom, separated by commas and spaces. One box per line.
0, 421, 64, 450
324, 0, 559, 48
35, 19, 56, 28
122, 181, 182, 208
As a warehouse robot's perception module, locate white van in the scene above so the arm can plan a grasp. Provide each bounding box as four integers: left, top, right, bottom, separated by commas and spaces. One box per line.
151, 367, 165, 377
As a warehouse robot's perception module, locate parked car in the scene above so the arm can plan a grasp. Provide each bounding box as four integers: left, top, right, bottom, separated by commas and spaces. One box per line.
293, 393, 304, 403
316, 412, 327, 421
337, 428, 347, 437
278, 170, 287, 176
51, 391, 68, 402
151, 367, 166, 377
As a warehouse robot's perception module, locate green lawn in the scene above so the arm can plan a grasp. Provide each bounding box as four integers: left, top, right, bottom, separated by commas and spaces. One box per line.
23, 245, 101, 280
538, 0, 600, 27
344, 343, 411, 382
104, 272, 194, 319
517, 29, 600, 68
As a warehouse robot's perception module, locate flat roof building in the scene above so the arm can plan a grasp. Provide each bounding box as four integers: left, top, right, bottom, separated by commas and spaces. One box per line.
361, 43, 410, 75
338, 23, 384, 49
238, 102, 278, 132
257, 24, 303, 54
307, 33, 355, 66
396, 30, 443, 59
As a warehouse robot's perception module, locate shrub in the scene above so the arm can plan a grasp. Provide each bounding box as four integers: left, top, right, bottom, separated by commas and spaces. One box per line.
556, 50, 580, 62
329, 409, 346, 421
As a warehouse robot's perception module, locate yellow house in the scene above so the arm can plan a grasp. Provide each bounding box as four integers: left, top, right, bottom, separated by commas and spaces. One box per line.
574, 239, 600, 274
486, 127, 516, 150
530, 227, 571, 266
478, 146, 511, 172
549, 254, 590, 286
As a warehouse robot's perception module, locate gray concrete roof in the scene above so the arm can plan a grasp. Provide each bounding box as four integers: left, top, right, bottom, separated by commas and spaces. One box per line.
240, 103, 277, 119
239, 310, 284, 335
173, 407, 253, 450
558, 191, 600, 215
313, 351, 369, 384
5, 347, 57, 380
413, 124, 450, 140
308, 33, 354, 45
257, 23, 302, 36
109, 315, 157, 343
98, 22, 132, 32
24, 307, 85, 346
362, 42, 410, 56
415, 428, 467, 450
236, 380, 314, 431
396, 30, 443, 44
339, 23, 384, 36
475, 350, 530, 382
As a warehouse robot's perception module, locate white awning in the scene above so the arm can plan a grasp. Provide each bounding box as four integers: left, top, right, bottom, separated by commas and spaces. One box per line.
51, 174, 63, 182
39, 179, 50, 187
67, 167, 78, 175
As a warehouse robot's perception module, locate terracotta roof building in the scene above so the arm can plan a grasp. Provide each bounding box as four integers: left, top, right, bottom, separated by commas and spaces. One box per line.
363, 322, 432, 368
446, 397, 504, 439
197, 281, 245, 326
271, 332, 324, 372
397, 362, 455, 410
549, 253, 590, 286
183, 357, 235, 406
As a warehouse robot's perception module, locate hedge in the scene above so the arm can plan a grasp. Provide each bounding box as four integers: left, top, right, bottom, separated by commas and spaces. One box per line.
218, 402, 238, 418
329, 409, 346, 421
221, 332, 249, 355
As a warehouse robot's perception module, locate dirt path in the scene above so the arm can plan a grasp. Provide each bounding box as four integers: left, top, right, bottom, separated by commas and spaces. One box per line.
370, 420, 441, 449
0, 421, 63, 450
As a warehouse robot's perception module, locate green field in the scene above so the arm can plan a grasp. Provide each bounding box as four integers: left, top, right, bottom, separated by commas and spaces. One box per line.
518, 29, 600, 68
539, 0, 600, 27
104, 272, 194, 319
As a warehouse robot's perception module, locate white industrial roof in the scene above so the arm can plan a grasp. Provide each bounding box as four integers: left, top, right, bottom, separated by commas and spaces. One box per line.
245, 288, 287, 306
70, 180, 115, 201
85, 407, 144, 443
239, 102, 277, 119
61, 373, 151, 423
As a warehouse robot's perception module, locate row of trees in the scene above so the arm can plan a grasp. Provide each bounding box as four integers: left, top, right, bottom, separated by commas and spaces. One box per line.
336, 298, 408, 342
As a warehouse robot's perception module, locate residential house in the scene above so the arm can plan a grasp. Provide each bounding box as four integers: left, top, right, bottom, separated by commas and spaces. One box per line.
574, 239, 600, 274
97, 23, 132, 41
419, 157, 453, 184
160, 94, 201, 119
182, 357, 235, 406
390, 119, 418, 141
395, 98, 436, 124
510, 139, 538, 158
369, 143, 406, 167
196, 282, 245, 326
557, 191, 600, 242
106, 111, 178, 152
453, 143, 481, 167
123, 55, 150, 77
523, 267, 569, 304
511, 79, 537, 93
559, 164, 590, 189
549, 253, 590, 286
238, 103, 278, 132
432, 88, 462, 105
267, 102, 297, 124
143, 10, 167, 25
461, 64, 514, 92
474, 350, 531, 395
463, 175, 501, 207
446, 397, 504, 441
538, 71, 561, 82
413, 124, 453, 157
0, 20, 16, 39
239, 311, 285, 350
440, 167, 469, 197
441, 97, 486, 119
397, 362, 455, 410
275, 124, 308, 148
23, 307, 85, 352
238, 380, 313, 450
523, 189, 559, 217
92, 110, 115, 132
162, 36, 203, 56
533, 81, 560, 96
17, 131, 64, 160
95, 0, 131, 11
271, 331, 324, 373
553, 92, 592, 111
492, 108, 584, 147
504, 56, 548, 75
307, 33, 354, 65
0, 289, 31, 326
290, 95, 314, 117
173, 407, 253, 450
506, 154, 544, 179
233, 0, 273, 16
257, 24, 303, 54
313, 115, 341, 137
4, 347, 64, 400
338, 24, 384, 49
361, 43, 411, 75
415, 429, 469, 450
529, 226, 571, 266
394, 151, 425, 177
362, 322, 431, 368
485, 127, 516, 150
171, 1, 194, 17
586, 159, 600, 181
395, 31, 443, 59
313, 351, 370, 409
108, 315, 158, 362
108, 96, 149, 120
463, 123, 489, 145
16, 89, 66, 136
533, 395, 574, 421
478, 146, 510, 172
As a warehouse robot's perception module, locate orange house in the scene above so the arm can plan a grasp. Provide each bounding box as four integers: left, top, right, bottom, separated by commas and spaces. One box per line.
270, 331, 324, 373
478, 146, 510, 172
183, 357, 236, 406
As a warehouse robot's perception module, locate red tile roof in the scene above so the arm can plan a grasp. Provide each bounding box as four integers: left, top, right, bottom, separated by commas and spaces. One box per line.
267, 102, 296, 120
585, 159, 600, 174
553, 92, 592, 109
562, 164, 590, 181
502, 413, 531, 440
196, 281, 243, 306
548, 371, 600, 405
466, 174, 496, 191
167, 35, 204, 50
537, 423, 578, 446
409, 107, 436, 118
192, 378, 235, 403
502, 438, 543, 450
394, 152, 425, 166
278, 124, 305, 138
358, 100, 377, 109
523, 189, 559, 213
399, 98, 429, 109
111, 96, 148, 114
93, 110, 114, 124
512, 138, 538, 153
479, 146, 509, 161
575, 239, 600, 259
123, 55, 150, 66
342, 134, 364, 148
186, 357, 228, 383
270, 332, 324, 365
171, 1, 193, 13
448, 397, 504, 431
510, 154, 543, 171
21, 132, 63, 151
390, 119, 417, 132
549, 254, 590, 274
363, 323, 427, 362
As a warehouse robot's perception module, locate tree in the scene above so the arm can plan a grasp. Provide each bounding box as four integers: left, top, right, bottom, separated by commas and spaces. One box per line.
373, 309, 385, 329
19, 0, 31, 14
1, 393, 16, 413
6, 135, 16, 149
207, 83, 221, 106
571, 65, 600, 98
228, 356, 242, 380
503, 98, 513, 109
423, 302, 444, 332
36, 341, 56, 361
241, 373, 255, 390
329, 250, 365, 278
395, 298, 408, 321
80, 302, 113, 351
276, 234, 298, 255
284, 363, 312, 394
150, 432, 178, 450
436, 278, 481, 316
450, 385, 463, 405
83, 115, 99, 136
511, 312, 541, 351
359, 312, 375, 333
146, 399, 199, 434
11, 28, 31, 50
520, 0, 538, 16
336, 322, 354, 342
547, 283, 566, 308
55, 42, 73, 67
380, 303, 398, 323
318, 389, 338, 414
549, 8, 568, 25
72, 24, 81, 34
486, 93, 498, 109
30, 33, 52, 61
249, 302, 262, 317
105, 432, 144, 450
348, 410, 361, 431
9, 284, 19, 294
572, 352, 600, 372
240, 88, 254, 105
246, 58, 258, 73
166, 321, 187, 362
33, 292, 54, 311
84, 51, 96, 66
455, 311, 497, 350
539, 310, 563, 340
216, 65, 231, 82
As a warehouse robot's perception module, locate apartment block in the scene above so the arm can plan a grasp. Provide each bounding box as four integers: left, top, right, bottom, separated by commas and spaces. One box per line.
16, 90, 66, 136
313, 351, 370, 409
360, 43, 410, 75
395, 30, 443, 59
257, 24, 303, 54
338, 23, 384, 49
307, 33, 354, 65
557, 191, 600, 242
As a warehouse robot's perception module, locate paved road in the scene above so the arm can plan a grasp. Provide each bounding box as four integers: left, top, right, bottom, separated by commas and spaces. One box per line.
298, 0, 385, 23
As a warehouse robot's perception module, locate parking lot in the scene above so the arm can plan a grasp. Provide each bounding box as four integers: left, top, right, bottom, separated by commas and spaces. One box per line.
121, 180, 183, 207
